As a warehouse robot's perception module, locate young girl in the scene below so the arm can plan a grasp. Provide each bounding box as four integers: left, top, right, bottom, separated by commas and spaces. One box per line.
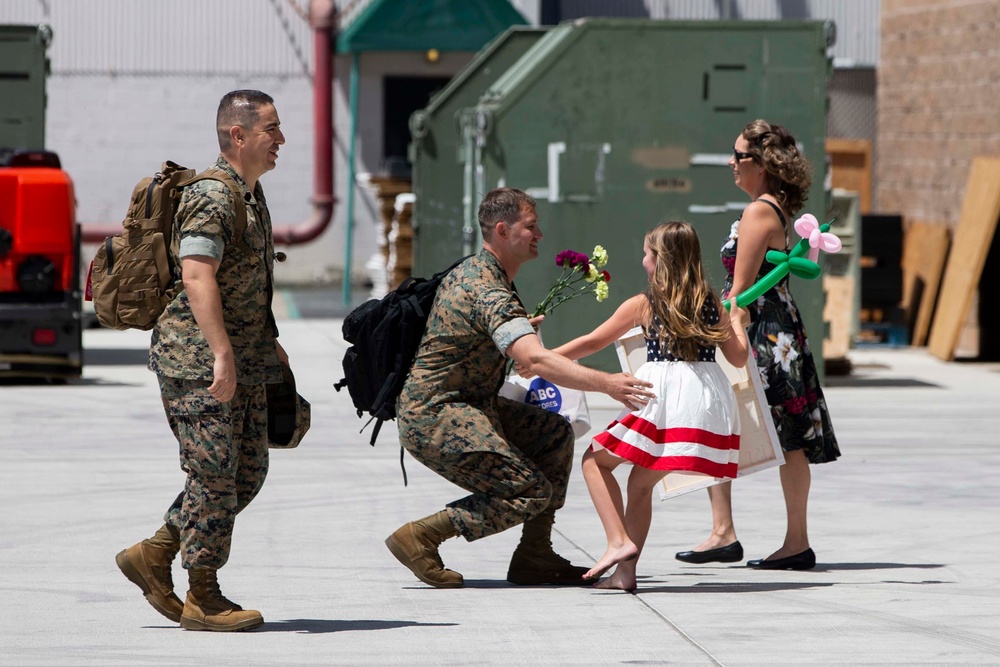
548, 221, 749, 591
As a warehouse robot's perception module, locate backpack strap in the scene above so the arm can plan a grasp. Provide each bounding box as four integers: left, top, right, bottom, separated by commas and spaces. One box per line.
180, 168, 250, 251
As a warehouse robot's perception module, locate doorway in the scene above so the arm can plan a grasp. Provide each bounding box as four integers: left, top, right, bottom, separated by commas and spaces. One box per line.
383, 76, 451, 177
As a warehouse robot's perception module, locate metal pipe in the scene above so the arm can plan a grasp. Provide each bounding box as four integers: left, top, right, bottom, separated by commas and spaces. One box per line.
81, 0, 337, 245
460, 111, 475, 256
341, 51, 359, 305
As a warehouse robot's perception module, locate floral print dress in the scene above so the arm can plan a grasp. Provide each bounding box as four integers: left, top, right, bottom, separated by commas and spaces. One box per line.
721, 201, 840, 463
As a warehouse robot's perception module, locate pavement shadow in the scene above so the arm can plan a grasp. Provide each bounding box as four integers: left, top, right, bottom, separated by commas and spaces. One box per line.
811, 562, 945, 572
825, 376, 942, 388
622, 581, 833, 594
0, 377, 142, 387
260, 619, 459, 634
672, 562, 945, 572
460, 579, 532, 589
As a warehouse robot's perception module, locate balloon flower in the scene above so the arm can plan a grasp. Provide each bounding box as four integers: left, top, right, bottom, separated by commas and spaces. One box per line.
724, 217, 839, 311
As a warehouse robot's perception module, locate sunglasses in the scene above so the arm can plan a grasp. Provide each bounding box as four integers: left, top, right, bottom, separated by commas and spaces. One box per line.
733, 147, 755, 162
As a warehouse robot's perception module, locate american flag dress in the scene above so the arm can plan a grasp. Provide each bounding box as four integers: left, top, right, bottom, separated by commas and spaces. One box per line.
591, 303, 741, 478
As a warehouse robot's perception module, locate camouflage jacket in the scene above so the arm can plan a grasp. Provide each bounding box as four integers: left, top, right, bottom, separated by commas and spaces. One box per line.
397, 249, 535, 413
148, 156, 281, 385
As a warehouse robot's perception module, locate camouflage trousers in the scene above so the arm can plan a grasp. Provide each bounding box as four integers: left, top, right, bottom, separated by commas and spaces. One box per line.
158, 376, 269, 569
398, 396, 575, 541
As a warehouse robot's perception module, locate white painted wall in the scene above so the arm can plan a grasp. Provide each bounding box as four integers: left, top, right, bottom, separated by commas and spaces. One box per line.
3, 0, 473, 288
55, 53, 472, 288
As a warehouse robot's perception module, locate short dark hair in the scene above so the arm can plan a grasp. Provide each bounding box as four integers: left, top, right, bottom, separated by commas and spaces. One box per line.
478, 187, 535, 241
216, 89, 274, 151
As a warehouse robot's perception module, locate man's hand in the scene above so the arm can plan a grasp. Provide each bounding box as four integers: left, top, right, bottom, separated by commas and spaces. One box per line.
209, 349, 237, 403
605, 372, 655, 411
275, 338, 289, 366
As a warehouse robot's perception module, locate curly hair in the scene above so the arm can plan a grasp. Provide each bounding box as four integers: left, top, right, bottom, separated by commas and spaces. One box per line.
741, 119, 813, 216
642, 221, 729, 361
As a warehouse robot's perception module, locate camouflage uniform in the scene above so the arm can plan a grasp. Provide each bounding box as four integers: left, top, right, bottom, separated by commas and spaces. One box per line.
397, 250, 576, 541
148, 156, 282, 569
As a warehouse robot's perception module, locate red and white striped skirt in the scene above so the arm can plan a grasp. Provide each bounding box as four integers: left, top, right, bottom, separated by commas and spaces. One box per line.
592, 361, 741, 478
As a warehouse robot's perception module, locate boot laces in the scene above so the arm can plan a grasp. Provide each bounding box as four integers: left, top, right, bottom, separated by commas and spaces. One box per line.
142, 543, 177, 591
414, 521, 448, 571
541, 548, 573, 568
149, 562, 175, 590
201, 573, 241, 610
516, 541, 575, 569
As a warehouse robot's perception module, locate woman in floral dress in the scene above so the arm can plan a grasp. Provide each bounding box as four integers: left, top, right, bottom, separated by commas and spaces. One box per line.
675, 119, 840, 571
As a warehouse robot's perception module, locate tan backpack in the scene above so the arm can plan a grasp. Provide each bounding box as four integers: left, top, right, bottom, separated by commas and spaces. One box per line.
88, 161, 247, 331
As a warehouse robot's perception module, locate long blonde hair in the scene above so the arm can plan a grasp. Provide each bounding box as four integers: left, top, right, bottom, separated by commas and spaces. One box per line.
642, 221, 729, 360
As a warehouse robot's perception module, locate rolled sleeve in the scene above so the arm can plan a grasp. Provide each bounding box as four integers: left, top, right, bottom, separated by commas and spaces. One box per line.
176, 179, 237, 246
493, 317, 534, 356
179, 233, 224, 261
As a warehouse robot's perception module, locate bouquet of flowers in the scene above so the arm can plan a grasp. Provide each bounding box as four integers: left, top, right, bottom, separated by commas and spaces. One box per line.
531, 245, 611, 318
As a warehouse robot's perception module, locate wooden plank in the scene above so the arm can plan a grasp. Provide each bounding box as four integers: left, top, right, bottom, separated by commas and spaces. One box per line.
823, 274, 854, 359
927, 157, 1000, 360
827, 138, 872, 213
901, 222, 950, 347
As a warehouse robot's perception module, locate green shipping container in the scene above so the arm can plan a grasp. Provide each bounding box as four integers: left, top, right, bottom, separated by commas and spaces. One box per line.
412, 18, 833, 373
410, 26, 549, 276
0, 24, 51, 150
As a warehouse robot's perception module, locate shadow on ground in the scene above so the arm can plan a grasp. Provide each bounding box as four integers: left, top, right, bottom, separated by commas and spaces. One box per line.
260, 618, 459, 634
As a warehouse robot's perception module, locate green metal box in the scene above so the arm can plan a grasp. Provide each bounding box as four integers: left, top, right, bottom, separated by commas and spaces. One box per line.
413, 19, 832, 372
409, 26, 548, 275
0, 24, 51, 149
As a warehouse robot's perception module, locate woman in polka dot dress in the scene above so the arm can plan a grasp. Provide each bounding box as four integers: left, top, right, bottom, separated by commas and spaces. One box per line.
543, 221, 749, 591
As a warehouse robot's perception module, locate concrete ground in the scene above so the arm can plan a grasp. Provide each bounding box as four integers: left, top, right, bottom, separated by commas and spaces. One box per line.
2, 313, 999, 666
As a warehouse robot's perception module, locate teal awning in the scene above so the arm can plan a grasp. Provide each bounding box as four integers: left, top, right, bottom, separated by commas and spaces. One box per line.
336, 0, 527, 54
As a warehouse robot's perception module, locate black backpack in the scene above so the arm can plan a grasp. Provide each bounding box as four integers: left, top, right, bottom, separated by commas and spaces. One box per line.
334, 255, 469, 459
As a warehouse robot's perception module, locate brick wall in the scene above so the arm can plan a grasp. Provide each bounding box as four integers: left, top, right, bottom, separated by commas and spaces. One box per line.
878, 0, 1000, 224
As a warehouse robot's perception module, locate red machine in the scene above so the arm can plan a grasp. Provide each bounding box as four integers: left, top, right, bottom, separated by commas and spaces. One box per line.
0, 149, 82, 379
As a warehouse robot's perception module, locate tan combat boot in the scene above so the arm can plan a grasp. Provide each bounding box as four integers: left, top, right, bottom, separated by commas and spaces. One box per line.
385, 510, 463, 588
180, 568, 263, 632
115, 524, 184, 622
507, 509, 591, 586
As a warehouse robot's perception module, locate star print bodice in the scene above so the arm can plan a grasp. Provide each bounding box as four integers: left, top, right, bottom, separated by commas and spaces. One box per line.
645, 300, 720, 363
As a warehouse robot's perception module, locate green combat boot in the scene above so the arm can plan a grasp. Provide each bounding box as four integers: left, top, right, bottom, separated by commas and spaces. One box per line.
115, 524, 184, 622
180, 568, 263, 632
385, 510, 463, 588
507, 510, 591, 586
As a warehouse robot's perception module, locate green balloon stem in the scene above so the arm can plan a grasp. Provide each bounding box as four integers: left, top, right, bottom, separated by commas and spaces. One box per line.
724, 218, 835, 311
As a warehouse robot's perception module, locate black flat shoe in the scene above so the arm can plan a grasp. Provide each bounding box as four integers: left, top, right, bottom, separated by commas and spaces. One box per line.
746, 548, 816, 571
675, 541, 743, 564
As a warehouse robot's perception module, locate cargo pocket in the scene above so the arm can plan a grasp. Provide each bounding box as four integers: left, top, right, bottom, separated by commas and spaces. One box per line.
166, 393, 233, 476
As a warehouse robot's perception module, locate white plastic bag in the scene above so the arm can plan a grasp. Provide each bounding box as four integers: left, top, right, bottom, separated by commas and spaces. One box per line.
499, 374, 592, 439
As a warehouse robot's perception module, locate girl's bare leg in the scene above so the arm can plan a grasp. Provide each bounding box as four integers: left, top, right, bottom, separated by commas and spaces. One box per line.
595, 466, 666, 591
581, 447, 638, 580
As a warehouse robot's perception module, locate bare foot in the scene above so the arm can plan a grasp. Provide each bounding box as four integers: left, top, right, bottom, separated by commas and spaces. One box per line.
584, 543, 639, 580
593, 568, 637, 592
